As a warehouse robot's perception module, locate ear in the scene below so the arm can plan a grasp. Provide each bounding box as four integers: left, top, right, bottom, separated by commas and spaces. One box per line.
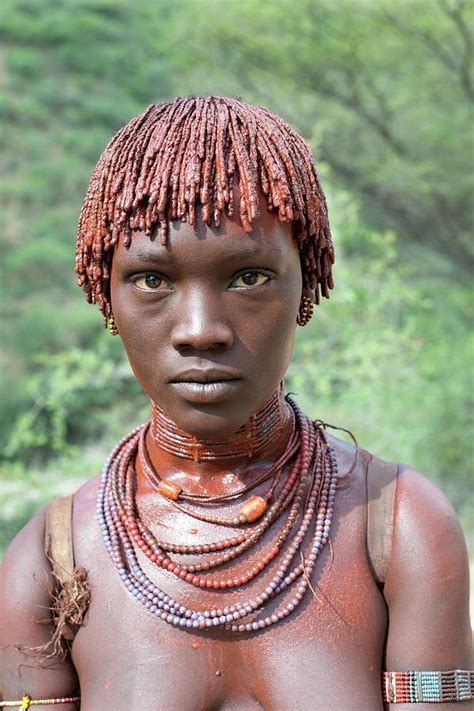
302, 286, 316, 304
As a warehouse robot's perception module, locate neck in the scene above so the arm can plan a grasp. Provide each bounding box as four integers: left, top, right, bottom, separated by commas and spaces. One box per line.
137, 385, 294, 498
150, 385, 290, 462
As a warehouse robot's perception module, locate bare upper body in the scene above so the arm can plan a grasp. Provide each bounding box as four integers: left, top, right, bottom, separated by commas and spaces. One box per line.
1, 437, 471, 711
2, 97, 471, 710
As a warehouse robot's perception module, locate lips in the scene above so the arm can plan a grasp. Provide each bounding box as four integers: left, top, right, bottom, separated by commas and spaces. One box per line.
169, 367, 242, 403
169, 367, 242, 384
170, 380, 240, 403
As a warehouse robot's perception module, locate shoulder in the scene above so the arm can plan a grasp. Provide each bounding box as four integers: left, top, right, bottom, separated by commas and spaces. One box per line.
0, 476, 100, 698
326, 435, 467, 560
351, 444, 470, 604
365, 456, 469, 583
0, 503, 80, 699
391, 465, 470, 601
390, 464, 469, 577
1, 472, 100, 583
363, 447, 466, 543
379, 463, 472, 667
1, 504, 51, 599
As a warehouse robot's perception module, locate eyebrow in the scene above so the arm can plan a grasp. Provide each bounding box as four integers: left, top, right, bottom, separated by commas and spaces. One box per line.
221, 246, 281, 262
124, 251, 167, 263
122, 245, 281, 264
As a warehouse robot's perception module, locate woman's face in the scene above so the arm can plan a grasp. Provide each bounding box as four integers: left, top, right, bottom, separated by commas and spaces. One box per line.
110, 204, 303, 438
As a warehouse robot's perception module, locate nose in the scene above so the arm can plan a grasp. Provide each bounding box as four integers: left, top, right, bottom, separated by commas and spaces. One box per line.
170, 288, 234, 353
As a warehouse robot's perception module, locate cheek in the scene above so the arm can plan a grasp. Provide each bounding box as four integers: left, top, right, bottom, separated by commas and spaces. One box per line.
260, 307, 297, 375
265, 276, 301, 377
110, 283, 156, 393
116, 319, 163, 395
237, 285, 300, 374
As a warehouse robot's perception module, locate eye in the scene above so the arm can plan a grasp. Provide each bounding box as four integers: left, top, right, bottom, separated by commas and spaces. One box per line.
229, 271, 272, 289
132, 273, 171, 292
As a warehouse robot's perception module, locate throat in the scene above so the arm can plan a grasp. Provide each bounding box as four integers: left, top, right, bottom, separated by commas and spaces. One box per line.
150, 385, 290, 463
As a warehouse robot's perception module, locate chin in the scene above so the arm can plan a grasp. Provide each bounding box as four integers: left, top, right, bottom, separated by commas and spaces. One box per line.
170, 401, 254, 439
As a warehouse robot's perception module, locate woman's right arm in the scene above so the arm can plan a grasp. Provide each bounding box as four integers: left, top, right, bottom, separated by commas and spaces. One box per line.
0, 506, 80, 708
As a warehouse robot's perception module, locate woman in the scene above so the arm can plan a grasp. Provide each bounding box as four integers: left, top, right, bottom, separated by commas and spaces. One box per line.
0, 96, 471, 710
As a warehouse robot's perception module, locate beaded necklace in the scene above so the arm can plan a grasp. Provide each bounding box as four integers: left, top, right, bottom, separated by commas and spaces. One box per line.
140, 406, 300, 526
97, 396, 338, 632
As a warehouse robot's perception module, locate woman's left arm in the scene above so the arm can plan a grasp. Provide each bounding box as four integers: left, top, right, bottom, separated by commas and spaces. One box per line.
382, 467, 472, 709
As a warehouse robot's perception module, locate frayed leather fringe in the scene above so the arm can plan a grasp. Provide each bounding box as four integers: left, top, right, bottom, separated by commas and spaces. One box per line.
22, 564, 91, 663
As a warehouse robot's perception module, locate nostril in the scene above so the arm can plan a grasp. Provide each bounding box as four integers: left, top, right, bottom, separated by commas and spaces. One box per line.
176, 340, 229, 354
171, 321, 234, 353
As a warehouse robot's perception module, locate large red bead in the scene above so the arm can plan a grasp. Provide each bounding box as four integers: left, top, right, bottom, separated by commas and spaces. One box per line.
158, 479, 182, 501
240, 495, 267, 523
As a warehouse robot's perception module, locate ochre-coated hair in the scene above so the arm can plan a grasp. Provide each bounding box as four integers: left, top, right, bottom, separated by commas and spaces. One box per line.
75, 95, 334, 324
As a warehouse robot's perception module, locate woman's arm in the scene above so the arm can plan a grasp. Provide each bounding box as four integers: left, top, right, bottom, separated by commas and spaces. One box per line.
0, 507, 80, 708
383, 467, 472, 709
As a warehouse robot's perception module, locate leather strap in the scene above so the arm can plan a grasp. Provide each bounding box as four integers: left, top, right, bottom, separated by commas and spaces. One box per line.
366, 455, 399, 585
44, 495, 75, 584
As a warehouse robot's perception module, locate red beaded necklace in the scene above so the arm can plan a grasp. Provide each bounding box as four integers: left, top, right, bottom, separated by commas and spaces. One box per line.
140, 404, 299, 525
97, 394, 339, 632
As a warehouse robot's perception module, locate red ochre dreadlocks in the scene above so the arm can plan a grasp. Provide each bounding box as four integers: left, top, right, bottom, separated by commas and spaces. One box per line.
75, 95, 334, 325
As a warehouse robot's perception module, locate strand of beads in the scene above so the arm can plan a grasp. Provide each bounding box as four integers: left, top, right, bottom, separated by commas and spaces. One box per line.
382, 670, 474, 703
124, 452, 307, 587
143, 405, 298, 503
0, 696, 80, 708
115, 419, 305, 587
96, 397, 338, 631
140, 405, 300, 526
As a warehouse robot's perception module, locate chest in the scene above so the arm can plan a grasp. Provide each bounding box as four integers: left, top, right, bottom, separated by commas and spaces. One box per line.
71, 475, 387, 710
74, 594, 385, 710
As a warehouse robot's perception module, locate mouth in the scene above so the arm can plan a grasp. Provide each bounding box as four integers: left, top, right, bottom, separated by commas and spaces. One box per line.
169, 379, 241, 403
169, 369, 242, 404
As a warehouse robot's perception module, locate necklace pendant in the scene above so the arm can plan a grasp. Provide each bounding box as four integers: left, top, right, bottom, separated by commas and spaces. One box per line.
158, 479, 182, 501
240, 495, 267, 523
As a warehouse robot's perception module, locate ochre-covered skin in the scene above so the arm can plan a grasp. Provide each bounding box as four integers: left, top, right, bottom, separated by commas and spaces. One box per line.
0, 207, 471, 710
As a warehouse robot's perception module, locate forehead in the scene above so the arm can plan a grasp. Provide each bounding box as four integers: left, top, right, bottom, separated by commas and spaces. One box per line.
112, 207, 298, 268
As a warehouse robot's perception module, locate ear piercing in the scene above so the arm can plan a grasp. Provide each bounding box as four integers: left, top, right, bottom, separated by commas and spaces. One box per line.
108, 314, 119, 336
297, 295, 314, 327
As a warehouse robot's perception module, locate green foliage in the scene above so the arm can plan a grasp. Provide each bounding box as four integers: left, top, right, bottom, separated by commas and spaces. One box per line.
288, 191, 473, 517
0, 455, 103, 556
4, 343, 147, 463
173, 0, 474, 271
0, 0, 472, 554
4, 343, 144, 460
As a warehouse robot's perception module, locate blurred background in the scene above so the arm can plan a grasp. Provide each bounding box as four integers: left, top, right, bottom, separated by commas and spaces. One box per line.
1, 0, 472, 581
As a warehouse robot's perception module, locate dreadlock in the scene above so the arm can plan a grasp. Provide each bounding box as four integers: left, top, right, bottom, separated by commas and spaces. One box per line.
75, 95, 334, 324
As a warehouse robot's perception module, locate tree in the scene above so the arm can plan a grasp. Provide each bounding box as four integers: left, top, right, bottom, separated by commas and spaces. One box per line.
174, 0, 474, 271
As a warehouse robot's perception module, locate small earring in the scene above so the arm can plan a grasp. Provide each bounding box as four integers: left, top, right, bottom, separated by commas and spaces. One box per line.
297, 295, 314, 327
108, 314, 119, 336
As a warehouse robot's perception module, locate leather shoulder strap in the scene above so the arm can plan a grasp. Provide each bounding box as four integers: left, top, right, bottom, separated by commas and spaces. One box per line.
366, 455, 399, 585
44, 494, 75, 584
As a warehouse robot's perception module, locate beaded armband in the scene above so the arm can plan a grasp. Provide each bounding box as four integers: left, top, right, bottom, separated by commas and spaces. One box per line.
0, 696, 80, 709
383, 670, 473, 704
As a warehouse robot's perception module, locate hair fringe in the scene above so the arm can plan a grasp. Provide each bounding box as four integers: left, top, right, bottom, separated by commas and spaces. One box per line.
75, 95, 335, 325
